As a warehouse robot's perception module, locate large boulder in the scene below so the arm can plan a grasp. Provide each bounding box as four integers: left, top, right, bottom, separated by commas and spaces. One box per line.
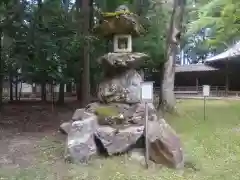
147, 118, 184, 169
60, 108, 98, 135
65, 114, 98, 164
98, 52, 149, 69
98, 69, 142, 104
95, 125, 144, 155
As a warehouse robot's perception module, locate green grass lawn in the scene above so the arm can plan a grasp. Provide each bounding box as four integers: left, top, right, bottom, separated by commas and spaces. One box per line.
1, 99, 240, 180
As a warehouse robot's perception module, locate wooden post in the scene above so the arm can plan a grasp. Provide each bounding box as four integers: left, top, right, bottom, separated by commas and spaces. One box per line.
225, 74, 229, 97
196, 78, 199, 92
144, 102, 149, 168
225, 70, 229, 97
140, 82, 154, 169
225, 61, 229, 97
51, 83, 55, 113
204, 96, 206, 120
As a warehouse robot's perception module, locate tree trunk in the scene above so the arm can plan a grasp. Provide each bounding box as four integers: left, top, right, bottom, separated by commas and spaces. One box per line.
38, 0, 46, 102
160, 0, 186, 112
18, 81, 22, 100
50, 82, 55, 103
63, 0, 69, 12
9, 71, 13, 101
37, 0, 42, 9
57, 83, 65, 104
32, 83, 36, 93
50, 83, 55, 112
41, 82, 46, 101
9, 81, 13, 101
0, 29, 3, 110
66, 83, 72, 93
15, 77, 18, 101
80, 0, 91, 107
0, 75, 2, 109
76, 82, 81, 101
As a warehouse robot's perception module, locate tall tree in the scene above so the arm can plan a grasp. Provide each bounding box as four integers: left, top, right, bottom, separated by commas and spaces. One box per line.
161, 0, 186, 112
80, 0, 91, 106
0, 29, 3, 109
0, 0, 23, 108
57, 0, 70, 104
36, 0, 47, 101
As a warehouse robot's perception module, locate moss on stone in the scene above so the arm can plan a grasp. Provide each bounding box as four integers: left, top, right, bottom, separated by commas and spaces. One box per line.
95, 106, 119, 118
93, 10, 145, 38
95, 106, 122, 126
102, 11, 133, 18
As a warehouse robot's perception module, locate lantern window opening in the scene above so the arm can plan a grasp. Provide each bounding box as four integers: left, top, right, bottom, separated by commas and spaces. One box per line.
113, 34, 132, 53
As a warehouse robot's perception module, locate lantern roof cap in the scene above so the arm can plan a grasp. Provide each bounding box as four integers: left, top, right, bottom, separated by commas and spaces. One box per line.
93, 5, 146, 38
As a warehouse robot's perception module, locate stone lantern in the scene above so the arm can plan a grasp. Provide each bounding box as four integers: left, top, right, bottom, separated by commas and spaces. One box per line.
63, 5, 184, 170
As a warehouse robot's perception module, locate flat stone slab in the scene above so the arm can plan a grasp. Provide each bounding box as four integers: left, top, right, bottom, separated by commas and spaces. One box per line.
98, 52, 149, 69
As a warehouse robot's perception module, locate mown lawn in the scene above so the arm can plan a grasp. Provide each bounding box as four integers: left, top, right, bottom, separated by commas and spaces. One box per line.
1, 99, 240, 180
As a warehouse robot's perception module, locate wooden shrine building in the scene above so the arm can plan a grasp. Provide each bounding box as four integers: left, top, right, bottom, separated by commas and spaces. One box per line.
175, 42, 240, 96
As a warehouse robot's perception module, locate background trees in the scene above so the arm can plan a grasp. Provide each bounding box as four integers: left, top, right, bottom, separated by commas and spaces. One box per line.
0, 0, 238, 111
0, 0, 168, 107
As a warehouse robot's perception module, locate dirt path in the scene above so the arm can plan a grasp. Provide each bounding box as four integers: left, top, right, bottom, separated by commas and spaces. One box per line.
0, 130, 64, 169
0, 102, 74, 172
0, 131, 42, 169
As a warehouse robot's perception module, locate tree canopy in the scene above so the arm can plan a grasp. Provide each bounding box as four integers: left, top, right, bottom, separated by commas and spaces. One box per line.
187, 0, 240, 47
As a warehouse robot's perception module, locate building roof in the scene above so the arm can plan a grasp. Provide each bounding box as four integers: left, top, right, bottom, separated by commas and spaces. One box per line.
176, 42, 240, 73
205, 42, 240, 63
175, 64, 218, 73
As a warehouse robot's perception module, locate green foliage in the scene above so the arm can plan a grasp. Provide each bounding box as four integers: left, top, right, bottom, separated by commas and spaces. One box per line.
187, 0, 240, 47
133, 2, 168, 69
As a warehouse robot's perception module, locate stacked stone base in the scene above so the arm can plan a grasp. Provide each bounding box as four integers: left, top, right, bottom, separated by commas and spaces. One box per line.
61, 102, 184, 169
60, 52, 184, 169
